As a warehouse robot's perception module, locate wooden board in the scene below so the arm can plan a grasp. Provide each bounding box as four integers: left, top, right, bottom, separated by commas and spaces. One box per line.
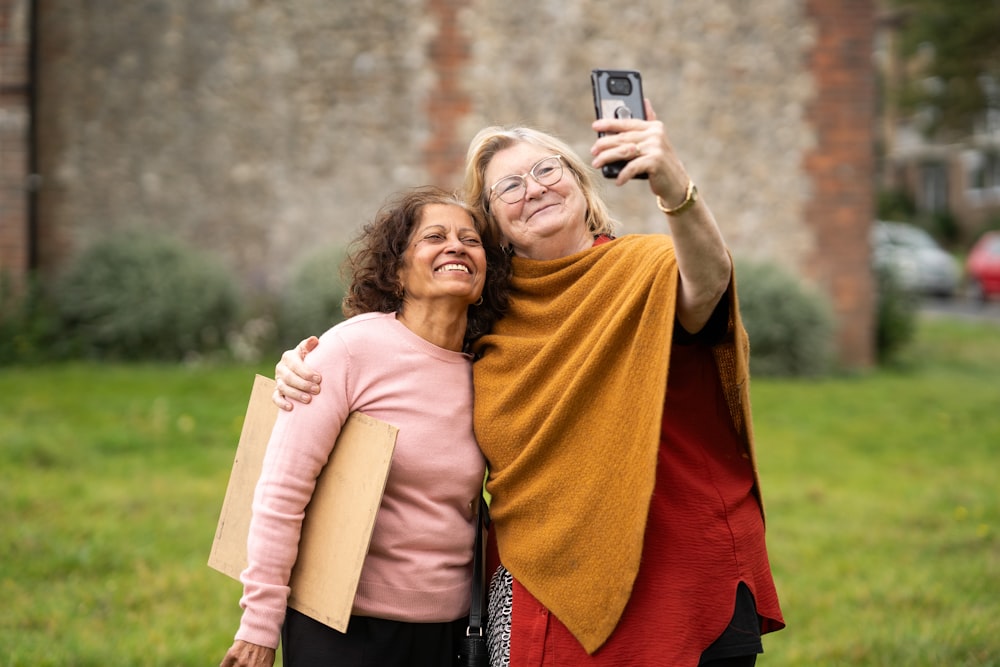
208, 374, 398, 632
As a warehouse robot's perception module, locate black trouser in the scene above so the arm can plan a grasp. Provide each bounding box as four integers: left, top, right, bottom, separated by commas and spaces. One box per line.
701, 656, 757, 667
698, 582, 763, 666
281, 608, 466, 667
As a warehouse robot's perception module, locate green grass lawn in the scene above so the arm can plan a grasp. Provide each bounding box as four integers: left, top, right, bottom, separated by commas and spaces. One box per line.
754, 314, 1000, 666
1, 314, 998, 666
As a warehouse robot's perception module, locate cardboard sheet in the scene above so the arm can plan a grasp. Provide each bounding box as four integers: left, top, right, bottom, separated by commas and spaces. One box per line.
209, 374, 398, 632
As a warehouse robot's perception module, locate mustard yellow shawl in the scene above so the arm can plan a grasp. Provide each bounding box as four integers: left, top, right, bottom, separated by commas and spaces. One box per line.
472, 234, 758, 654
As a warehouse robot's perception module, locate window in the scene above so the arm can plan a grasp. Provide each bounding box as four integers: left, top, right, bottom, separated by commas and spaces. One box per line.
919, 162, 948, 213
967, 152, 1000, 205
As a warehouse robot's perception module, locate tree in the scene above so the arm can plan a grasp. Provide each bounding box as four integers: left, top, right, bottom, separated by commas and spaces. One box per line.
891, 0, 1000, 139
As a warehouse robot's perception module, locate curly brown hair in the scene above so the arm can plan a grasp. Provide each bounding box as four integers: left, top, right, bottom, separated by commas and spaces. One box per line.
341, 186, 510, 349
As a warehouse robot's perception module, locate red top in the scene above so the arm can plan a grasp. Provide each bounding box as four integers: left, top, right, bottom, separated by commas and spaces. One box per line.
503, 237, 784, 665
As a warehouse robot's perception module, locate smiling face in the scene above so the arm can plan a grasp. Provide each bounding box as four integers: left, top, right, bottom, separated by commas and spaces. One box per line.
397, 203, 487, 308
484, 142, 592, 260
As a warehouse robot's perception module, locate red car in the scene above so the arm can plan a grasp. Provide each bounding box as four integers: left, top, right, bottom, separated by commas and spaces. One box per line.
966, 231, 1000, 302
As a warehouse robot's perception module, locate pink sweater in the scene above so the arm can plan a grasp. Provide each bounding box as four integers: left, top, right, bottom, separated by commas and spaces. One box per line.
235, 312, 486, 649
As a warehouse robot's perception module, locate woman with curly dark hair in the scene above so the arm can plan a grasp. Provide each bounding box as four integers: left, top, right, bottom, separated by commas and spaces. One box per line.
339, 187, 509, 347
221, 186, 508, 667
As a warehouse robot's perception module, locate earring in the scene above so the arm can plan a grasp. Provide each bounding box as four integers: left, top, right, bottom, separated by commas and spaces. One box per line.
474, 296, 484, 306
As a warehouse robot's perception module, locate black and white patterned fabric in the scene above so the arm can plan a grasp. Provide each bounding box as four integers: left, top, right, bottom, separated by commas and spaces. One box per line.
486, 565, 513, 667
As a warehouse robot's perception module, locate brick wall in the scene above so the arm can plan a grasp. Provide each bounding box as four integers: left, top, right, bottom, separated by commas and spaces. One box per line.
0, 0, 30, 291
423, 0, 471, 187
804, 0, 877, 367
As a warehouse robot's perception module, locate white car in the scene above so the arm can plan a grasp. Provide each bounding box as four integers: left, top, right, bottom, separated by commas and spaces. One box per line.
871, 221, 960, 297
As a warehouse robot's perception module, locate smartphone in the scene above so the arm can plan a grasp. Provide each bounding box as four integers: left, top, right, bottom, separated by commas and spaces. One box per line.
591, 69, 648, 179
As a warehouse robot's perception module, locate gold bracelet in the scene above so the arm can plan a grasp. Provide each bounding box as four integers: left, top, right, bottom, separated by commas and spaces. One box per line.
656, 180, 699, 216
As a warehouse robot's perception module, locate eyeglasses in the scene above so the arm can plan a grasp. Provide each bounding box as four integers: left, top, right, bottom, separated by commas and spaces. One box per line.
489, 155, 564, 205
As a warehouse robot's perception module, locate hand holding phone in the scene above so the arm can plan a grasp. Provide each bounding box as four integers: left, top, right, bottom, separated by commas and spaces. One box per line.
591, 69, 648, 179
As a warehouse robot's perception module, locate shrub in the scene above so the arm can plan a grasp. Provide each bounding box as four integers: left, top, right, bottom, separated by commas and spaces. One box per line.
735, 260, 836, 377
873, 262, 918, 364
54, 232, 241, 360
277, 243, 349, 348
876, 188, 916, 222
922, 210, 961, 249
0, 273, 64, 365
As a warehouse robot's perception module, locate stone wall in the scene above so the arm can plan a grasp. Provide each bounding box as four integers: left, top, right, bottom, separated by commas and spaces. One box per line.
15, 0, 875, 365
33, 0, 438, 294
462, 0, 819, 268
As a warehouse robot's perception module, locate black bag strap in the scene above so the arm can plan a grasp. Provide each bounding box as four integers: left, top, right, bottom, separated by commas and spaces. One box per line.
468, 494, 490, 635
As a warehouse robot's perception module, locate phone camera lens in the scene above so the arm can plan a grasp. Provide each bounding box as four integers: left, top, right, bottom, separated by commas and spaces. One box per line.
607, 77, 632, 96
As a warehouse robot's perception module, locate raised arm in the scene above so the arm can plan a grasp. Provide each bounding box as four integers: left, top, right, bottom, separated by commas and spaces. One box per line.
272, 336, 322, 411
591, 99, 732, 333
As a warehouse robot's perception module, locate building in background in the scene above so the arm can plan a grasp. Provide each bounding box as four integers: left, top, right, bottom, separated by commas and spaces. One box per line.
875, 4, 1000, 243
1, 0, 876, 367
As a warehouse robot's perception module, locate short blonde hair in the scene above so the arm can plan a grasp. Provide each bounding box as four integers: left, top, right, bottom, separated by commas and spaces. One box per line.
463, 126, 618, 239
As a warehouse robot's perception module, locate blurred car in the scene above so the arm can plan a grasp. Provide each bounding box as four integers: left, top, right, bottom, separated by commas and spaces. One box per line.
965, 230, 1000, 302
871, 220, 960, 298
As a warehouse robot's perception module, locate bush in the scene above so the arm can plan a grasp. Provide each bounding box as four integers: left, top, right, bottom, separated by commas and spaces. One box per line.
277, 243, 349, 347
54, 232, 241, 360
0, 273, 63, 365
877, 188, 916, 222
735, 260, 836, 377
874, 262, 918, 364
922, 210, 961, 248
